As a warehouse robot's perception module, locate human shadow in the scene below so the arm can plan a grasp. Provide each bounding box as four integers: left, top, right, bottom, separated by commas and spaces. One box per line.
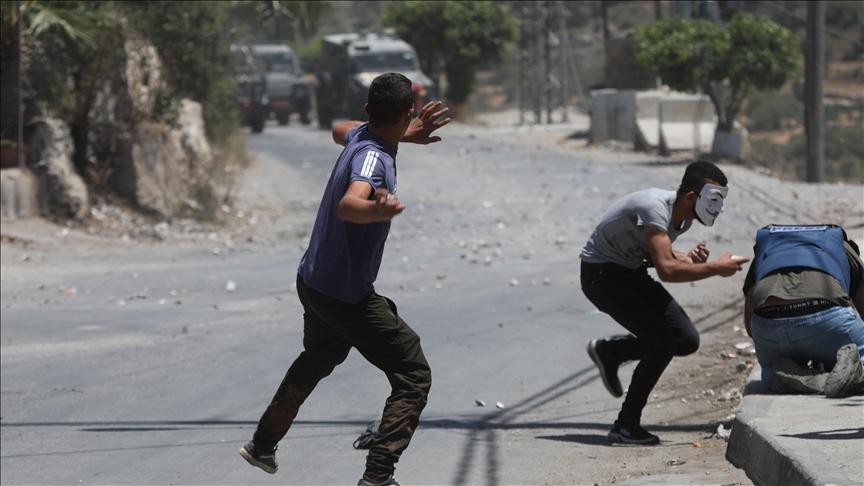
779, 427, 864, 441
535, 433, 609, 446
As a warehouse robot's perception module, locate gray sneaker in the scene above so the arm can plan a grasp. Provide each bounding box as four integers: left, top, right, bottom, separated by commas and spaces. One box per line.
774, 358, 827, 394
825, 344, 864, 398
358, 475, 400, 486
239, 440, 277, 474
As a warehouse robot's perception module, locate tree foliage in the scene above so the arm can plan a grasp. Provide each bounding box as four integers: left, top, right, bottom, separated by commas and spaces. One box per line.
634, 13, 801, 132
119, 1, 240, 142
383, 1, 518, 106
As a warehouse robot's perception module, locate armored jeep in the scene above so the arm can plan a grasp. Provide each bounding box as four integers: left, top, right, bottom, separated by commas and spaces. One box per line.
315, 32, 435, 129
250, 44, 313, 125
231, 44, 268, 134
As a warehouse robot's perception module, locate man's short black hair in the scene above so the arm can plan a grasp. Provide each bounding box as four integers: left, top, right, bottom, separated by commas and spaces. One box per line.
678, 160, 728, 194
367, 73, 414, 127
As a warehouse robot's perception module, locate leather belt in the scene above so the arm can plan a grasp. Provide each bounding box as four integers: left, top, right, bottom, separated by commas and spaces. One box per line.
754, 299, 837, 319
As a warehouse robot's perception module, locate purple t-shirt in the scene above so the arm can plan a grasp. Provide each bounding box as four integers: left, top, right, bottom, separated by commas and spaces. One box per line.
298, 123, 398, 303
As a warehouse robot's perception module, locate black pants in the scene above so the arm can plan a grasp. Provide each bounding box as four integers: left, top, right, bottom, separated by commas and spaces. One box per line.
580, 261, 699, 426
253, 276, 432, 481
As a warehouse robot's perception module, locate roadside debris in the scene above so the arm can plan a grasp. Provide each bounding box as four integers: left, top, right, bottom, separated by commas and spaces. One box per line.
715, 424, 732, 441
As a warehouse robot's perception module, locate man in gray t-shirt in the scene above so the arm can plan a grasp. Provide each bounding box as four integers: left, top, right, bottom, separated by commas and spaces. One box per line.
581, 188, 693, 269
580, 161, 749, 445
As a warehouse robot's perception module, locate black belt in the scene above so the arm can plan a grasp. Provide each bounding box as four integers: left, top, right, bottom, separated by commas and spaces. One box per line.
754, 299, 837, 319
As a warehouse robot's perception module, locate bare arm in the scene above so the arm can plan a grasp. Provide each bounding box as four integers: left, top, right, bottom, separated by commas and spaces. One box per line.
645, 226, 748, 282
336, 181, 405, 224
332, 121, 364, 146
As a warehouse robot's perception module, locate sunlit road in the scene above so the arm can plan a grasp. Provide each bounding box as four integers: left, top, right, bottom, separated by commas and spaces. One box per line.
0, 119, 773, 485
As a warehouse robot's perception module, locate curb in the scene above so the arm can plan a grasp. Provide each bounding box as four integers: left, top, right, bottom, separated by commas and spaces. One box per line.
726, 366, 863, 486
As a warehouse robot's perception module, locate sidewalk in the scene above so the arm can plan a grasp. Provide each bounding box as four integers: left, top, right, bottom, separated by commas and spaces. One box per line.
726, 366, 864, 485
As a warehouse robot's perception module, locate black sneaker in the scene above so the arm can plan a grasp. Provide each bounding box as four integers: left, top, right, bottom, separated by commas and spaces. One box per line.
239, 440, 277, 474
358, 475, 400, 486
607, 422, 660, 445
588, 338, 623, 397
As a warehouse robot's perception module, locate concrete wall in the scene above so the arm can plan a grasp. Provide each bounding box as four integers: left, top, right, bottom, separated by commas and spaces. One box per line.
0, 168, 37, 219
591, 89, 717, 153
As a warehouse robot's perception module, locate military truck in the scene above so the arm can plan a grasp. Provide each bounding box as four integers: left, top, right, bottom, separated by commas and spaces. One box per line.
231, 44, 268, 134
315, 32, 435, 129
250, 44, 313, 125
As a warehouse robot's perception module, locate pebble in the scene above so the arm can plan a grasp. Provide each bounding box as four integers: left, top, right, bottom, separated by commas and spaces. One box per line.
509, 279, 520, 287
495, 402, 504, 409
226, 280, 237, 292
475, 399, 486, 407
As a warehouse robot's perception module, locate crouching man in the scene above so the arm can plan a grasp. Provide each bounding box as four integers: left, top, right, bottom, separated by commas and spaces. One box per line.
744, 224, 864, 397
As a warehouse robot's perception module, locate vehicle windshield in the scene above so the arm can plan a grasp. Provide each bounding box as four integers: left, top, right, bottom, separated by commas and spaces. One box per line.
255, 52, 296, 73
352, 51, 417, 72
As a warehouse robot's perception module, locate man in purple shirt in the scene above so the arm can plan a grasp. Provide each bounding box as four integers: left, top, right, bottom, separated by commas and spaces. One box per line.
240, 73, 450, 486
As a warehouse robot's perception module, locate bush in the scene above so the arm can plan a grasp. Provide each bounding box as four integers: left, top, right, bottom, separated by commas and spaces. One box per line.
750, 126, 863, 182
635, 13, 800, 132
744, 91, 802, 131
119, 1, 240, 145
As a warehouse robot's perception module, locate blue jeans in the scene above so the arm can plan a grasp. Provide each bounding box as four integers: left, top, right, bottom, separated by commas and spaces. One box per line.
751, 306, 864, 392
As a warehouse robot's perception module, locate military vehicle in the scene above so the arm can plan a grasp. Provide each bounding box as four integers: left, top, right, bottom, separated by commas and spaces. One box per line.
231, 44, 268, 134
315, 32, 435, 129
250, 44, 313, 125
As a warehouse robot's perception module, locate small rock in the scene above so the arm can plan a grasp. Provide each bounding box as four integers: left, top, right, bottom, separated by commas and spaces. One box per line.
475, 399, 486, 407
715, 424, 731, 441
737, 362, 751, 372
666, 459, 686, 466
495, 402, 504, 409
542, 278, 552, 286
509, 279, 520, 287
226, 280, 237, 292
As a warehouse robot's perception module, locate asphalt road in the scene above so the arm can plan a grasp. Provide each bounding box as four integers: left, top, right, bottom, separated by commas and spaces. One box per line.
3, 119, 860, 485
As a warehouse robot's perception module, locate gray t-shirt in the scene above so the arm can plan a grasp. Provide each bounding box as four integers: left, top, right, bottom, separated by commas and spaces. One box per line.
581, 188, 692, 269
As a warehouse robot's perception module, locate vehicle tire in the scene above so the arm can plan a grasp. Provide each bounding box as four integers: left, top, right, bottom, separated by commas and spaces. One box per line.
277, 111, 290, 126
317, 106, 331, 130
250, 117, 265, 134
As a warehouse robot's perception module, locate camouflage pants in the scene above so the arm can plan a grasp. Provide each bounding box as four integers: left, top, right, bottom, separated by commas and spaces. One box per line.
254, 275, 432, 481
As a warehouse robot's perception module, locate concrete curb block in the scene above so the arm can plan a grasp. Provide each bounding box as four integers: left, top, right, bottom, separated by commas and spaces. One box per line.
726, 381, 822, 485
1, 168, 38, 220
726, 366, 861, 486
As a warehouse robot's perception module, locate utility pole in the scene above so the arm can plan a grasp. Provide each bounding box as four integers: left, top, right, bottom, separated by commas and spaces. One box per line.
600, 1, 610, 55
544, 1, 553, 124
558, 0, 570, 123
518, 4, 528, 125
533, 1, 543, 124
16, 0, 24, 169
805, 1, 825, 183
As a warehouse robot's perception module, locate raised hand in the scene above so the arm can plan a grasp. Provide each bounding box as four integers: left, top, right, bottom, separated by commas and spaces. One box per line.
688, 242, 710, 263
374, 187, 406, 219
714, 252, 750, 277
401, 100, 452, 145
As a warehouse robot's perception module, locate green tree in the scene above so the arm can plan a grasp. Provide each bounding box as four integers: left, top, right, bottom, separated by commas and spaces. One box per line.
383, 1, 518, 112
120, 1, 240, 142
634, 13, 801, 133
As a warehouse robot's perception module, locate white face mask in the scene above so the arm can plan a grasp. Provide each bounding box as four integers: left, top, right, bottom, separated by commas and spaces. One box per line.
695, 183, 728, 227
